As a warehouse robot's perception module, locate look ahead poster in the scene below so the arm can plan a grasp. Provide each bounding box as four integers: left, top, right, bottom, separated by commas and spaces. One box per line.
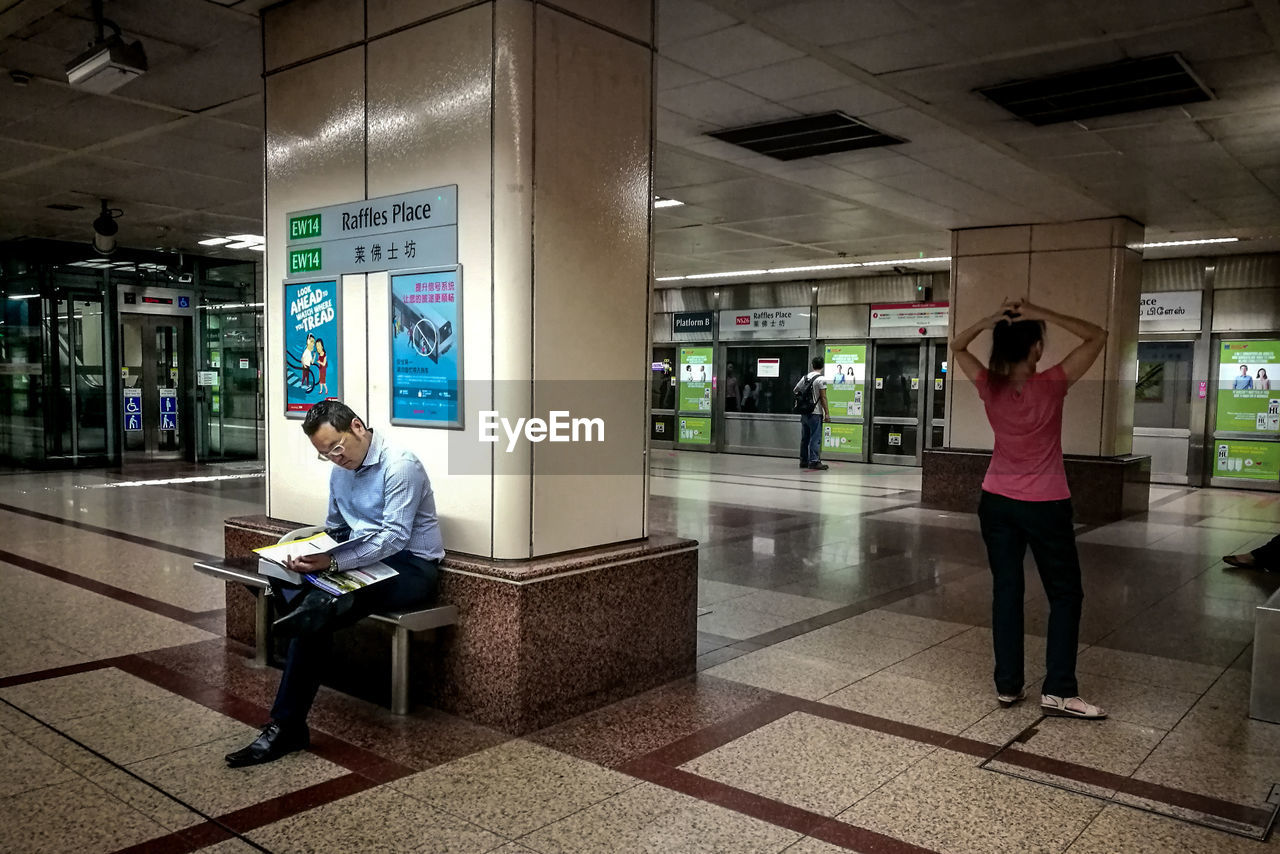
678, 347, 713, 412
284, 279, 339, 414
824, 345, 866, 417
390, 267, 462, 428
1216, 341, 1280, 434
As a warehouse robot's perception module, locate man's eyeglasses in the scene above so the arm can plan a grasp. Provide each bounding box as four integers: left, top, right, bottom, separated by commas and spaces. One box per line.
316, 432, 352, 461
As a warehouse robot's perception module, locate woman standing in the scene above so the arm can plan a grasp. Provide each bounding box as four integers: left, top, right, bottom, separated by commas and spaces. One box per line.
953, 298, 1108, 719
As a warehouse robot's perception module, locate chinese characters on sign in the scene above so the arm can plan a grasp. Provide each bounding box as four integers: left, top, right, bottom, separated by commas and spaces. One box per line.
390, 268, 462, 428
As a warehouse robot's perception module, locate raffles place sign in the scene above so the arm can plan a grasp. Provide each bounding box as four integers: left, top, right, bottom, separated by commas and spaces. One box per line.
285, 186, 459, 279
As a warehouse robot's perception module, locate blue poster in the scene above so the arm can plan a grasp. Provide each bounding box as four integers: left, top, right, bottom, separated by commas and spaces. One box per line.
390, 267, 461, 428
284, 279, 339, 415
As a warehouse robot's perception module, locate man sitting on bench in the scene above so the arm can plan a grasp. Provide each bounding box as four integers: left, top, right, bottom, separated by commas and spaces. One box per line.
226, 399, 444, 767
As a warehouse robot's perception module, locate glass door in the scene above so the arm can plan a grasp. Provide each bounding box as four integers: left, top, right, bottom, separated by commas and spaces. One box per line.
925, 340, 948, 449
869, 341, 925, 465
721, 344, 810, 456
649, 345, 676, 445
45, 291, 109, 463
120, 315, 191, 462
200, 308, 260, 461
1132, 340, 1195, 483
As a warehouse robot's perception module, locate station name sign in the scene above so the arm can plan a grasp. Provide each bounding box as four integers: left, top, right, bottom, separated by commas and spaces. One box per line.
285, 186, 458, 279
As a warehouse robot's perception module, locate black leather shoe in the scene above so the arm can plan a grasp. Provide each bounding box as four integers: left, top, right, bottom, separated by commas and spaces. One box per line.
272, 588, 354, 637
224, 722, 310, 767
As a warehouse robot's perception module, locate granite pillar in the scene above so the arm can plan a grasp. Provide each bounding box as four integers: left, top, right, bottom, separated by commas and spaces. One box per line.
926, 218, 1149, 509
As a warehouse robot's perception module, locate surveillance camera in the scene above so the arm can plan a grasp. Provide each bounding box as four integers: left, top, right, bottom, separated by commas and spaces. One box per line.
92, 200, 121, 255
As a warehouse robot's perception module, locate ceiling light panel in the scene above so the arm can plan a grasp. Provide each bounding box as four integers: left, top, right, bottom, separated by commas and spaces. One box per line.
708, 111, 906, 161
977, 53, 1213, 126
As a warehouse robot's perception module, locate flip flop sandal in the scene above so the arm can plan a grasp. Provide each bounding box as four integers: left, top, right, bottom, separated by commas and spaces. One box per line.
1041, 694, 1107, 719
1223, 555, 1257, 569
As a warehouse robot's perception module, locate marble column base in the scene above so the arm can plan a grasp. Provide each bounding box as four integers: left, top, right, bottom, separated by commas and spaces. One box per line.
221, 515, 698, 734
921, 449, 1151, 523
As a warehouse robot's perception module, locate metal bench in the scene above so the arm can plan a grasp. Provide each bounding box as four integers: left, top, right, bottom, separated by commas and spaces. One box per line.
1252, 586, 1280, 723
193, 526, 456, 715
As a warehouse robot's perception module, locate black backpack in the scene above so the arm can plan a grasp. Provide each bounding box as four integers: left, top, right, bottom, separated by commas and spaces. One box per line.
793, 373, 817, 414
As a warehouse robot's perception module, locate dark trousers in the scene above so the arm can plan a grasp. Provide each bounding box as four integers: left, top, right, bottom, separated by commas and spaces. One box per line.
270, 551, 439, 727
978, 491, 1082, 698
799, 413, 822, 466
1252, 535, 1280, 569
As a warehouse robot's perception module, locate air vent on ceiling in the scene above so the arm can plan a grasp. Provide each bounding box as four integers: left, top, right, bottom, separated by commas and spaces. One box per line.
46, 203, 84, 211
977, 53, 1212, 126
708, 112, 906, 161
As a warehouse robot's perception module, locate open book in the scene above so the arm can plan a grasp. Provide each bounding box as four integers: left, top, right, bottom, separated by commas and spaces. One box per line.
253, 531, 376, 584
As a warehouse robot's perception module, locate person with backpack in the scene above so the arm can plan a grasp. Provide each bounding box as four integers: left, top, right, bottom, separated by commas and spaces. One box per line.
794, 356, 830, 470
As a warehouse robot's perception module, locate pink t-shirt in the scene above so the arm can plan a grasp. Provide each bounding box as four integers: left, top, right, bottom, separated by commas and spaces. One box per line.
977, 364, 1070, 502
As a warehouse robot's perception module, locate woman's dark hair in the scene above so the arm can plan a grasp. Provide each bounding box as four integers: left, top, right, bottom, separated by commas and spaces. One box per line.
989, 318, 1045, 380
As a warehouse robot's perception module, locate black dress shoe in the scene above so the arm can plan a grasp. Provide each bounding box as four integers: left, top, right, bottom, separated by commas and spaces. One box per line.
225, 721, 310, 767
272, 588, 354, 637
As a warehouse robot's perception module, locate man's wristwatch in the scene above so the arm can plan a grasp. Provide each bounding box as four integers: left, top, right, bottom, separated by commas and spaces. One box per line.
329, 556, 338, 573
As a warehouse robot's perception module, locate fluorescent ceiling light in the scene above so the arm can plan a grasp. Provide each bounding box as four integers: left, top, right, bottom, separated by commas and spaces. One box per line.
248, 245, 265, 252
7, 294, 39, 300
198, 237, 231, 246
653, 197, 684, 209
227, 234, 264, 243
1139, 237, 1239, 248
656, 256, 952, 282
225, 241, 261, 249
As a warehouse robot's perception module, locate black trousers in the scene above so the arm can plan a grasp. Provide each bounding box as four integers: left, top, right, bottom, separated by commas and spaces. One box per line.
978, 491, 1083, 698
269, 550, 438, 727
1252, 535, 1280, 569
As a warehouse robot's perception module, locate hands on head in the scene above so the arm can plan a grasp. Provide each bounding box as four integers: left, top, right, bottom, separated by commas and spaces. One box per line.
990, 298, 1044, 326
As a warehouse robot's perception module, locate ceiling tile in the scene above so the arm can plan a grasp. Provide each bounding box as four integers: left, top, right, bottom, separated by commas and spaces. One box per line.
661, 24, 803, 78
760, 0, 920, 46
660, 79, 795, 128
657, 56, 708, 91
723, 57, 853, 101
656, 0, 738, 47
2, 95, 180, 150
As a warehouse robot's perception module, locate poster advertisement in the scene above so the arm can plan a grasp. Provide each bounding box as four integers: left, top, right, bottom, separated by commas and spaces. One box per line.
390, 267, 462, 428
677, 416, 711, 445
1214, 440, 1280, 481
822, 422, 863, 455
1216, 341, 1280, 434
824, 345, 866, 417
679, 347, 713, 412
284, 279, 339, 414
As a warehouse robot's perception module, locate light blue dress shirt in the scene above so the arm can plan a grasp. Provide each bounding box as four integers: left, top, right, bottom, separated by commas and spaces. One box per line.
326, 430, 445, 567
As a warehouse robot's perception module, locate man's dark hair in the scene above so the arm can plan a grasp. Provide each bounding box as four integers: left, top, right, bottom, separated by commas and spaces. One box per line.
302, 399, 362, 436
811, 356, 823, 370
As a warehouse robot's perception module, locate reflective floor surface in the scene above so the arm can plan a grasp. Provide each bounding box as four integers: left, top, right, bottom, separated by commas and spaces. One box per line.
1, 451, 1278, 853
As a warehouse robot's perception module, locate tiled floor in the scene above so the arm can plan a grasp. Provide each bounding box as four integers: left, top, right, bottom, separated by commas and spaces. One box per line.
1, 453, 1279, 852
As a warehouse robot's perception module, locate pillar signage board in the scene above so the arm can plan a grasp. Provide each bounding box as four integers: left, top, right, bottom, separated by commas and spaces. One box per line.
678, 347, 713, 412
824, 345, 866, 417
673, 311, 714, 335
123, 388, 142, 431
1215, 440, 1280, 481
284, 186, 458, 279
1139, 291, 1201, 329
719, 307, 810, 339
284, 278, 340, 416
159, 388, 177, 431
390, 266, 463, 429
869, 302, 949, 337
1216, 341, 1280, 434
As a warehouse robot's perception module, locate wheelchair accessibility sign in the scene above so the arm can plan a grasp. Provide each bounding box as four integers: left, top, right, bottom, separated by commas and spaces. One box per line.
123, 389, 142, 431
159, 388, 178, 431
